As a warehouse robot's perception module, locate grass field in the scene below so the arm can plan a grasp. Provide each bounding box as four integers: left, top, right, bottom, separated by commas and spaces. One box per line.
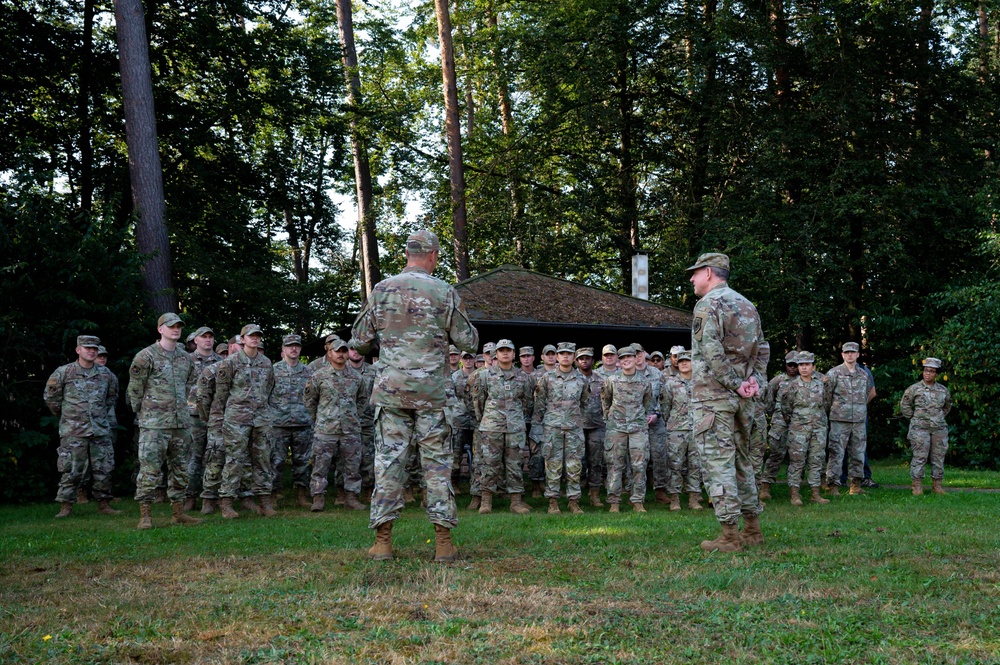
2, 461, 999, 664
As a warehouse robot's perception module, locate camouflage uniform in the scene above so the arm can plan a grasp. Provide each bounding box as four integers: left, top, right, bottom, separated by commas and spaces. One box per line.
186, 349, 223, 499
305, 364, 366, 496
601, 367, 651, 504
636, 363, 667, 491
900, 380, 952, 480
581, 368, 607, 490
474, 364, 533, 494
532, 363, 589, 500
761, 372, 793, 484
661, 373, 699, 494
450, 365, 476, 484
196, 363, 225, 499
128, 342, 195, 503
270, 359, 314, 490
748, 395, 767, 478
356, 361, 377, 488
350, 264, 479, 530
44, 357, 118, 503
825, 363, 870, 486
691, 283, 768, 526
780, 374, 830, 489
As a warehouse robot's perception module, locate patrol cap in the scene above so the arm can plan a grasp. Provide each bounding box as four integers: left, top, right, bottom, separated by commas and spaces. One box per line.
649, 350, 664, 360
495, 339, 515, 351
324, 333, 338, 345
542, 344, 557, 355
602, 344, 618, 356
670, 345, 685, 356
406, 229, 441, 253
228, 335, 242, 346
330, 337, 348, 351
519, 346, 535, 357
686, 252, 730, 272
96, 345, 108, 356
185, 332, 197, 343
796, 351, 816, 364
241, 323, 263, 337
77, 335, 101, 349
630, 342, 645, 353
556, 342, 576, 354
784, 351, 798, 364
449, 345, 461, 355
462, 350, 475, 358
677, 351, 692, 362
192, 326, 214, 339
842, 342, 860, 353
158, 312, 182, 327
282, 334, 302, 347
922, 357, 942, 369
617, 345, 636, 357
475, 354, 486, 363
482, 342, 496, 355
215, 343, 229, 354
576, 347, 594, 358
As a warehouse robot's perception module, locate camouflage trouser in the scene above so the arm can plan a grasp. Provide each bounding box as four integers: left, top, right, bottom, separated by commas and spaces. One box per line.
826, 420, 866, 485
55, 436, 111, 503
135, 428, 191, 504
749, 404, 767, 479
369, 407, 457, 530
270, 426, 313, 490
542, 426, 585, 500
310, 432, 362, 496
693, 396, 762, 525
404, 443, 424, 490
909, 423, 948, 480
469, 426, 483, 497
648, 421, 668, 490
527, 433, 545, 483
786, 424, 827, 488
761, 430, 789, 484
478, 430, 526, 494
186, 417, 208, 499
221, 423, 273, 498
666, 429, 700, 494
360, 426, 375, 488
452, 427, 473, 480
583, 427, 606, 489
200, 425, 225, 499
604, 429, 648, 504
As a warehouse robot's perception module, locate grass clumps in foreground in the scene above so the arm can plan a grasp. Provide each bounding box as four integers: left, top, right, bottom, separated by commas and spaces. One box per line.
1, 464, 999, 664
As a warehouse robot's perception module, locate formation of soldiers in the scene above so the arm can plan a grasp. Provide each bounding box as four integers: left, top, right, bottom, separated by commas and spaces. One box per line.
43, 243, 955, 557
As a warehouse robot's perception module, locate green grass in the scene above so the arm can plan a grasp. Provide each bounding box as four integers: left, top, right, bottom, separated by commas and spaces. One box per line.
867, 458, 1000, 489
2, 466, 999, 664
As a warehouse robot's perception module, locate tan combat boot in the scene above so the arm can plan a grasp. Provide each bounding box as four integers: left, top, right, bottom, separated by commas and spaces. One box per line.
172, 501, 203, 525
402, 487, 415, 504
912, 479, 923, 495
532, 480, 543, 498
296, 487, 312, 508
932, 478, 945, 495
182, 496, 197, 512
368, 522, 393, 561
76, 489, 89, 504
201, 498, 217, 515
631, 501, 647, 513
740, 513, 764, 547
478, 490, 493, 514
670, 493, 681, 511
334, 487, 347, 506
241, 496, 263, 515
688, 491, 704, 510
433, 524, 459, 563
219, 498, 239, 519
758, 482, 771, 501
568, 499, 584, 514
97, 499, 121, 515
820, 479, 829, 492
344, 492, 366, 511
655, 488, 669, 504
509, 493, 532, 514
849, 478, 865, 495
259, 494, 278, 517
548, 498, 561, 514
609, 502, 620, 513
810, 486, 830, 504
137, 503, 153, 530
311, 494, 326, 512
789, 486, 803, 506
55, 502, 73, 519
828, 482, 841, 497
700, 522, 743, 553
467, 495, 481, 511
153, 487, 167, 504
589, 487, 604, 507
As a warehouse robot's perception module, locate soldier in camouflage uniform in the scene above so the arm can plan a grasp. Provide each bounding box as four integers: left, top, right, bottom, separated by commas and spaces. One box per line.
270, 334, 314, 507
576, 347, 607, 507
473, 339, 533, 514
779, 352, 831, 506
183, 326, 223, 511
464, 341, 495, 510
661, 351, 702, 510
900, 357, 952, 496
304, 337, 367, 511
519, 345, 546, 497
665, 346, 684, 379
531, 342, 590, 514
451, 351, 476, 490
688, 253, 768, 552
600, 345, 651, 512
351, 230, 479, 562
212, 323, 278, 518
825, 341, 872, 495
128, 314, 202, 529
348, 346, 377, 498
76, 344, 119, 505
633, 343, 669, 507
44, 335, 119, 518
539, 344, 558, 373
759, 352, 798, 501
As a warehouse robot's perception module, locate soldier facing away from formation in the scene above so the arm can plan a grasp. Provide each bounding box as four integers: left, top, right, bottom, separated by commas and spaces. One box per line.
900, 357, 952, 496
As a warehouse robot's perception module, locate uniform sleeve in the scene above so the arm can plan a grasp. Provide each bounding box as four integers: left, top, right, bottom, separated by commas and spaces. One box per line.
211, 359, 233, 420
579, 376, 590, 414
43, 366, 65, 417
474, 373, 487, 422
304, 375, 319, 423
754, 340, 770, 389
899, 385, 915, 419
942, 387, 952, 418
127, 350, 151, 414
354, 377, 367, 422
642, 381, 652, 415
698, 302, 744, 392
601, 378, 614, 419
349, 294, 378, 355
105, 370, 119, 425
521, 376, 534, 423
446, 289, 480, 355
823, 375, 834, 413
265, 365, 277, 411
660, 379, 674, 423
532, 375, 548, 426
779, 383, 795, 424
196, 369, 215, 422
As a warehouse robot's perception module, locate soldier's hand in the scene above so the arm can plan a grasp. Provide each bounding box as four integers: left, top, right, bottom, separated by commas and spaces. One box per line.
646, 414, 657, 426
738, 377, 760, 398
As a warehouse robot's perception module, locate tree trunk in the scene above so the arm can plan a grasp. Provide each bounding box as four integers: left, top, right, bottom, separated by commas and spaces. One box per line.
769, 0, 800, 206
686, 0, 717, 248
616, 47, 638, 294
914, 1, 934, 138
78, 0, 95, 215
335, 0, 381, 298
435, 0, 470, 280
979, 3, 994, 161
113, 0, 176, 314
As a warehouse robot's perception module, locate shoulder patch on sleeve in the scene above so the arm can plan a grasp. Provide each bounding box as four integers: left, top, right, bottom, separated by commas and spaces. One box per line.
693, 313, 706, 341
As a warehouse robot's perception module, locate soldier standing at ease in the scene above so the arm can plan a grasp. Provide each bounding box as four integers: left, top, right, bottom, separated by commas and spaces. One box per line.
576, 347, 607, 507
348, 346, 377, 499
688, 253, 768, 552
45, 335, 120, 518
196, 335, 244, 514
74, 344, 120, 505
825, 342, 873, 496
128, 314, 202, 529
662, 351, 702, 510
779, 352, 831, 506
351, 230, 479, 562
900, 357, 952, 496
473, 339, 533, 514
633, 344, 668, 506
759, 352, 798, 501
539, 344, 558, 373
600, 346, 652, 512
520, 345, 546, 498
270, 334, 314, 507
184, 326, 223, 511
464, 342, 496, 510
451, 351, 477, 494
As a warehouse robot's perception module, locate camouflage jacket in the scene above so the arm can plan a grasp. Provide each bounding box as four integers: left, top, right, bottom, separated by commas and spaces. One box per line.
765, 373, 792, 417
662, 365, 678, 378
103, 367, 119, 428
451, 367, 476, 430
128, 342, 195, 430
271, 360, 313, 428
635, 365, 662, 418
353, 362, 376, 429
211, 349, 275, 427
304, 365, 366, 436
187, 351, 223, 418
307, 356, 329, 372
474, 365, 533, 433
350, 266, 479, 409
196, 363, 223, 427
779, 375, 831, 430
825, 363, 869, 423
660, 374, 693, 431
691, 283, 768, 402
900, 381, 952, 428
580, 370, 606, 429
44, 362, 117, 437
532, 367, 589, 430
600, 370, 652, 434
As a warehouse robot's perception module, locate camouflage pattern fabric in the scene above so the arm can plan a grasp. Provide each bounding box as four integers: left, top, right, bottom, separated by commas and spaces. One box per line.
101, 367, 120, 431
600, 370, 652, 433
220, 422, 273, 498
53, 437, 87, 503
780, 375, 830, 488
45, 362, 117, 438
187, 351, 223, 417
474, 365, 533, 432
211, 350, 275, 427
826, 420, 866, 486
310, 433, 362, 496
199, 425, 225, 499
135, 428, 191, 503
604, 430, 648, 504
128, 343, 195, 430
185, 351, 222, 500
636, 365, 667, 491
583, 427, 606, 490
541, 427, 585, 499
761, 373, 793, 484
901, 381, 952, 480
478, 431, 527, 494
826, 364, 870, 423
305, 365, 366, 496
271, 426, 313, 489
661, 374, 697, 494
533, 367, 588, 500
272, 360, 313, 427
748, 398, 767, 478
451, 367, 476, 430
357, 362, 377, 488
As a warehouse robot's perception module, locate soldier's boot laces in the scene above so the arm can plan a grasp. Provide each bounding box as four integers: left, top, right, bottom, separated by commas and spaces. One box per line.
259, 495, 278, 517
740, 513, 764, 547
241, 496, 263, 515
153, 488, 167, 504
219, 498, 239, 519
97, 499, 121, 515
810, 486, 830, 504
311, 494, 326, 512
172, 501, 203, 525
531, 481, 543, 498
182, 497, 197, 512
688, 491, 704, 510
631, 501, 647, 513
758, 482, 771, 501
76, 489, 89, 504
55, 502, 73, 519
478, 490, 493, 514
335, 488, 348, 506
588, 487, 604, 507
912, 479, 923, 495
827, 482, 841, 497
201, 499, 217, 515
700, 522, 743, 553
509, 493, 532, 514
568, 499, 584, 515
789, 486, 804, 507
932, 478, 945, 495
402, 487, 415, 504
368, 522, 393, 561
548, 498, 561, 514
849, 478, 865, 495
296, 487, 312, 508
345, 492, 366, 511
670, 493, 682, 511
655, 488, 670, 504
433, 524, 459, 563
467, 495, 481, 511
137, 503, 153, 530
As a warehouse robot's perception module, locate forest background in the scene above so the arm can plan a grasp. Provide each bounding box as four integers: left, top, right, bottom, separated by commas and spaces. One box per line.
1, 0, 999, 502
